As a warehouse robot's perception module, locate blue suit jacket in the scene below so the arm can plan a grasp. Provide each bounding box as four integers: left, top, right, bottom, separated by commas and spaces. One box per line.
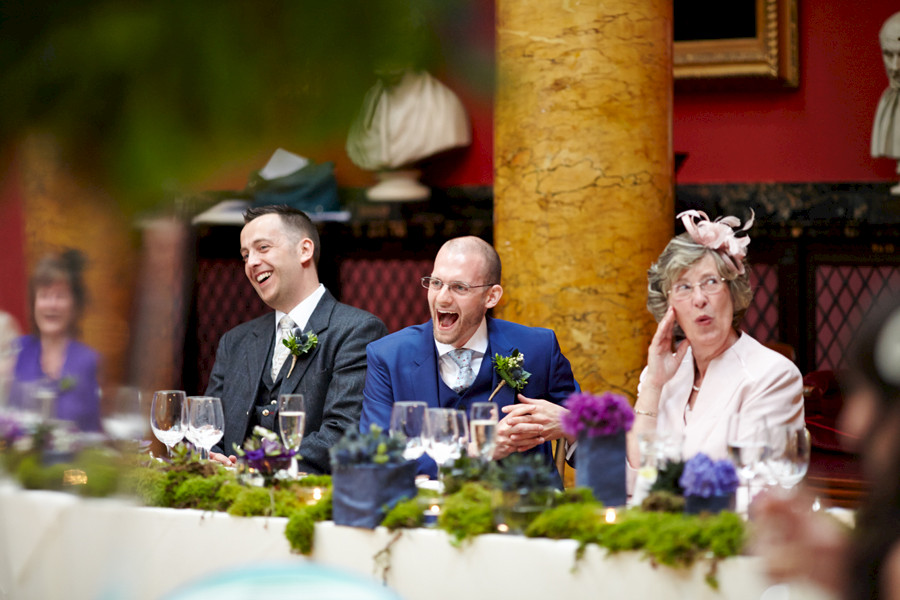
360, 317, 579, 478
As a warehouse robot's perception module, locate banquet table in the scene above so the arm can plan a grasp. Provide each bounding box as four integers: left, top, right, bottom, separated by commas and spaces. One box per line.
0, 482, 834, 600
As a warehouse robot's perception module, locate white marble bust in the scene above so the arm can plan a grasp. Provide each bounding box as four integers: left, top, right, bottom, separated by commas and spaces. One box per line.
872, 12, 900, 194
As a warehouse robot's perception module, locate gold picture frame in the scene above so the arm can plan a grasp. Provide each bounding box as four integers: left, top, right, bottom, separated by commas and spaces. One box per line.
674, 0, 799, 87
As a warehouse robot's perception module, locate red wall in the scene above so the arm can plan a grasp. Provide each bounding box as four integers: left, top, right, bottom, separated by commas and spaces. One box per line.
674, 1, 900, 184
0, 157, 28, 331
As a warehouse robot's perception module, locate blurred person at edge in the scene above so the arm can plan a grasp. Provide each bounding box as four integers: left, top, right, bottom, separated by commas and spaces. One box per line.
754, 297, 900, 599
627, 210, 804, 471
12, 249, 101, 431
0, 310, 20, 402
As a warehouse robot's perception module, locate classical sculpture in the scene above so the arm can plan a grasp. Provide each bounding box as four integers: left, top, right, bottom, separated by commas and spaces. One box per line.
872, 12, 900, 194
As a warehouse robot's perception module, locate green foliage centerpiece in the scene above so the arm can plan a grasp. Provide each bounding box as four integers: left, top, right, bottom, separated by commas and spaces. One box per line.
329, 425, 417, 529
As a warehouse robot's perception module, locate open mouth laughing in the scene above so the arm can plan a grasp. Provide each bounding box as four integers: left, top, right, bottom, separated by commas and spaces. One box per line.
437, 310, 459, 329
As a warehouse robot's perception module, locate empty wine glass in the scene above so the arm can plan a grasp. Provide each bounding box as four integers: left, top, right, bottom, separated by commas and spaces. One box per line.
469, 402, 499, 461
455, 409, 469, 458
766, 426, 812, 490
103, 386, 146, 442
727, 414, 769, 510
278, 394, 306, 476
187, 396, 224, 460
150, 390, 186, 456
423, 407, 459, 483
389, 401, 427, 460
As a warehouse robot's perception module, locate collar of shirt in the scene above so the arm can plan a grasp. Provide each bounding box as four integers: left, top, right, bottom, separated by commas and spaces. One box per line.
435, 318, 489, 387
274, 284, 326, 336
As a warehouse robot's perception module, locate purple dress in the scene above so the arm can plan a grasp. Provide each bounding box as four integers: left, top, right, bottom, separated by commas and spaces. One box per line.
13, 335, 101, 432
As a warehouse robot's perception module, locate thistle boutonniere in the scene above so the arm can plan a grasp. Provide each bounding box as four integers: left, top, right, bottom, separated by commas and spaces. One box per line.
487, 349, 530, 402
58, 376, 78, 392
283, 328, 318, 378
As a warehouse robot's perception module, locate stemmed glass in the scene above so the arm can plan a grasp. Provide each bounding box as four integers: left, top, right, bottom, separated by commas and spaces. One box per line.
423, 408, 460, 484
469, 402, 498, 461
455, 409, 470, 458
726, 414, 769, 510
765, 426, 812, 491
278, 394, 306, 476
187, 396, 224, 460
103, 386, 146, 442
389, 401, 427, 460
150, 390, 187, 457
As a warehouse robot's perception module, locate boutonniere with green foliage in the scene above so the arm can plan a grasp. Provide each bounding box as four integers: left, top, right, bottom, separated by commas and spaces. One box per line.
58, 376, 78, 392
487, 349, 530, 402
283, 327, 318, 378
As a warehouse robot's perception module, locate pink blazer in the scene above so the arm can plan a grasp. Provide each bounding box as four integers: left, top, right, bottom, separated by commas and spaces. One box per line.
639, 333, 805, 461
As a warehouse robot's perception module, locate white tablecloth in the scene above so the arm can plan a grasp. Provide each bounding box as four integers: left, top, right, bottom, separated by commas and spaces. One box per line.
0, 483, 833, 600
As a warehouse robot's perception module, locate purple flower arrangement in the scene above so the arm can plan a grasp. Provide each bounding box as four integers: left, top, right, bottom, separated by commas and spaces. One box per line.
561, 392, 635, 438
678, 453, 739, 498
234, 426, 297, 478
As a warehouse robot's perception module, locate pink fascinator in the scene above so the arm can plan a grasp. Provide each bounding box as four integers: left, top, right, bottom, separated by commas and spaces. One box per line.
676, 209, 755, 274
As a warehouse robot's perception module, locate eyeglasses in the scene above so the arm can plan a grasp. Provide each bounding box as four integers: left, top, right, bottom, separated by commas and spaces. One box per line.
668, 276, 727, 301
421, 276, 495, 296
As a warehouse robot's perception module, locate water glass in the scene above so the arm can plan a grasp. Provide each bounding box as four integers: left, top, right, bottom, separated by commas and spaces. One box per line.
389, 401, 427, 460
455, 409, 469, 457
469, 402, 498, 461
765, 426, 811, 490
151, 390, 187, 456
726, 414, 769, 483
423, 408, 460, 477
187, 396, 224, 460
103, 386, 146, 442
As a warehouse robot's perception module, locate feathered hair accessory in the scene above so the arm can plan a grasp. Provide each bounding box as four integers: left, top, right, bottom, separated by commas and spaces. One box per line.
676, 209, 755, 274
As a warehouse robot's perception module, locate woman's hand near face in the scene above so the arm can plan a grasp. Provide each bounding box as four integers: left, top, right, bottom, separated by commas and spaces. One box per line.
644, 306, 690, 392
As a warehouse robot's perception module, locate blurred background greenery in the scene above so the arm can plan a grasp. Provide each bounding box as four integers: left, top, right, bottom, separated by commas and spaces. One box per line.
0, 0, 488, 211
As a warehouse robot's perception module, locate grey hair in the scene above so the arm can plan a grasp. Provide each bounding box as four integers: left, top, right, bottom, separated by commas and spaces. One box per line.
646, 232, 753, 336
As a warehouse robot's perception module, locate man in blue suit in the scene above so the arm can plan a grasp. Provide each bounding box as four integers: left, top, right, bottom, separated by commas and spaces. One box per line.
360, 236, 578, 478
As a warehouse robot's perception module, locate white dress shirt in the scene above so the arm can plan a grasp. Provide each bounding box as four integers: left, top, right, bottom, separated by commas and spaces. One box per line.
274, 284, 327, 338
434, 319, 489, 390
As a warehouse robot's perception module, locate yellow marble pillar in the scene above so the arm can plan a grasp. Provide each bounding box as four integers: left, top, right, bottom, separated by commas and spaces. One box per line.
495, 1, 673, 398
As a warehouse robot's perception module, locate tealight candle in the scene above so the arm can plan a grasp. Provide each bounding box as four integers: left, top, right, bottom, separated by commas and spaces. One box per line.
423, 503, 442, 526
605, 507, 617, 524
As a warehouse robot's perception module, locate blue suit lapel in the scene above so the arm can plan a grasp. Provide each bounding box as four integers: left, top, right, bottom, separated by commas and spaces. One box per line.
486, 318, 518, 405
409, 322, 442, 408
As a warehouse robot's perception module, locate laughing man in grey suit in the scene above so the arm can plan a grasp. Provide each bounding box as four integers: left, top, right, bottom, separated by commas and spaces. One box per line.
207, 205, 386, 473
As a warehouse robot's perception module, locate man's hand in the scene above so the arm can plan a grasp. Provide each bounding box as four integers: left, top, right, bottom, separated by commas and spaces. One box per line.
492, 394, 570, 459
209, 451, 237, 467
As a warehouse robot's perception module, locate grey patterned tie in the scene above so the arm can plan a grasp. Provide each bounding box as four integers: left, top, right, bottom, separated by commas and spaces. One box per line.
271, 315, 296, 380
447, 348, 476, 393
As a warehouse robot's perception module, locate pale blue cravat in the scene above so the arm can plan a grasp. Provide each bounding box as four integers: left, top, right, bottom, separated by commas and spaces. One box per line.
447, 348, 476, 393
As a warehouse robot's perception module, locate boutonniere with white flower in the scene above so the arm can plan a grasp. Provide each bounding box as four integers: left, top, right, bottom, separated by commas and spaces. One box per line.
488, 349, 530, 402
283, 328, 318, 378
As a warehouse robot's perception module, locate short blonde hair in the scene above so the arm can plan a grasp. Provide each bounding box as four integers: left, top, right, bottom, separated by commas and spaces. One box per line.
646, 233, 753, 337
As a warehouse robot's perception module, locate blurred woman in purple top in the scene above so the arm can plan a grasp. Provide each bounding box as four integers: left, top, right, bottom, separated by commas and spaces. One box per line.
13, 250, 101, 431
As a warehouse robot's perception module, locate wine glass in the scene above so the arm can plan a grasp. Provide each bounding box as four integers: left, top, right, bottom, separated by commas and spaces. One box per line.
726, 414, 769, 509
469, 402, 499, 461
455, 409, 469, 458
278, 394, 306, 476
151, 390, 186, 457
187, 396, 224, 460
423, 408, 459, 484
103, 386, 146, 442
766, 426, 812, 490
389, 401, 427, 460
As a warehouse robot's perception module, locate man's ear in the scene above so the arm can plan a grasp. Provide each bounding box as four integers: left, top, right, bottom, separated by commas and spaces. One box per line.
484, 284, 503, 310
297, 238, 315, 265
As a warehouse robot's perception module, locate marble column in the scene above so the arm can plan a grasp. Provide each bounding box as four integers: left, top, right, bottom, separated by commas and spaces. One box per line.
494, 1, 673, 398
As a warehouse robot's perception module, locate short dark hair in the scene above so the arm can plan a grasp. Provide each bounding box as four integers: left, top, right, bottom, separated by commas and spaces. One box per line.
243, 204, 321, 266
29, 249, 87, 336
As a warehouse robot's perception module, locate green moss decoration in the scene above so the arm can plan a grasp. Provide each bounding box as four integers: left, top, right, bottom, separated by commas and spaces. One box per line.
172, 472, 233, 511
227, 486, 275, 517
122, 466, 169, 506
650, 460, 685, 496
296, 474, 332, 488
438, 483, 494, 546
382, 495, 425, 530
16, 455, 67, 490
285, 509, 317, 555
641, 490, 686, 513
525, 502, 607, 542
284, 489, 334, 554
